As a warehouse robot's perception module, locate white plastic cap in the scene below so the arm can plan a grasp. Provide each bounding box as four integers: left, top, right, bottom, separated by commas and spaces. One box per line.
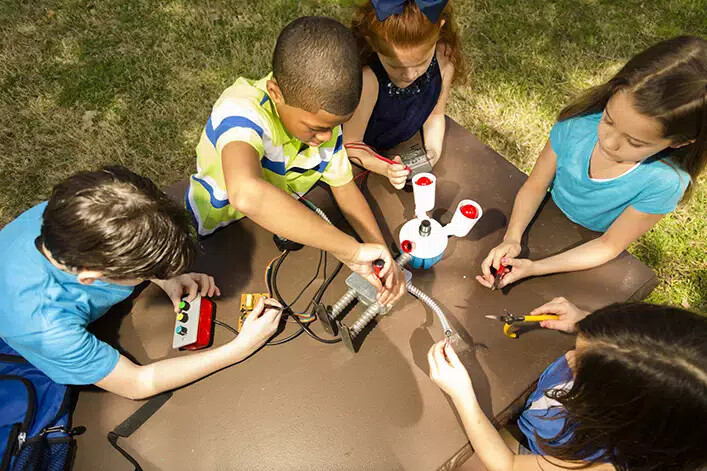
412, 173, 436, 217
444, 199, 483, 237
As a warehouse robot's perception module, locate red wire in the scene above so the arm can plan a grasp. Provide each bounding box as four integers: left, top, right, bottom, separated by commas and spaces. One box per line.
344, 142, 411, 172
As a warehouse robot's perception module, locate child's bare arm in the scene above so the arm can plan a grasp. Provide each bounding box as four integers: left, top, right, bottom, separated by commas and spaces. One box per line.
478, 140, 556, 283
343, 68, 388, 174
422, 46, 455, 166
331, 180, 386, 245
222, 141, 394, 290
505, 140, 558, 243
222, 141, 359, 259
96, 299, 282, 400
529, 207, 664, 278
488, 207, 664, 289
430, 342, 614, 471
331, 181, 407, 305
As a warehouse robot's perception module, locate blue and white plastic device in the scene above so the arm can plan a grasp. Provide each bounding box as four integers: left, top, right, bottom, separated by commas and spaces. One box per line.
398, 172, 483, 270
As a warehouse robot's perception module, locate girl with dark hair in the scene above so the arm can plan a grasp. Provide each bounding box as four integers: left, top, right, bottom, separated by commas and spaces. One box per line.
428, 300, 707, 470
477, 36, 707, 290
344, 0, 466, 189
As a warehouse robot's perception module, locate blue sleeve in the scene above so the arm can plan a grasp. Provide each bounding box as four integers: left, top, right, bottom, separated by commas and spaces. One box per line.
6, 318, 119, 385
549, 119, 572, 162
632, 166, 689, 215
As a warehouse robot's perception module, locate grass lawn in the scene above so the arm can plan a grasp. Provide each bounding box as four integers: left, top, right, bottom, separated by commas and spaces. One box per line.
1, 0, 705, 310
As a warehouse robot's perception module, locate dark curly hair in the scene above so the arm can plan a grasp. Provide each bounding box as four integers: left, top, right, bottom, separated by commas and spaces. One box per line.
273, 16, 362, 116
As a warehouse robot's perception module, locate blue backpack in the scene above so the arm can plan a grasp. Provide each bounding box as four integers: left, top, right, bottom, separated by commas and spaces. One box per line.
0, 340, 85, 471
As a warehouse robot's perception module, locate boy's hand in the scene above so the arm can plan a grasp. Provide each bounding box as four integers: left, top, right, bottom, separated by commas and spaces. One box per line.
153, 273, 220, 313
428, 340, 474, 403
377, 262, 407, 307
475, 257, 535, 290
232, 298, 283, 354
386, 156, 410, 190
479, 239, 521, 283
532, 297, 590, 333
335, 243, 393, 292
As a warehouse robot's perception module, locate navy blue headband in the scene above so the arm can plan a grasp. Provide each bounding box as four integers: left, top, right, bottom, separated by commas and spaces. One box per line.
370, 0, 449, 24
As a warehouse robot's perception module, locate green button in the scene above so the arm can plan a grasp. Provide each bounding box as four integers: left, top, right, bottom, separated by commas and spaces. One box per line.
179, 301, 186, 309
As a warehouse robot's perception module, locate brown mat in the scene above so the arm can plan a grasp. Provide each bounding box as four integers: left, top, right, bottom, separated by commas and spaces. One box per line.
72, 117, 657, 470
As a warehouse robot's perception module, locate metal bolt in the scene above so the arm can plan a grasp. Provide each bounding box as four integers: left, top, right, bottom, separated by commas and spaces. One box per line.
419, 219, 431, 237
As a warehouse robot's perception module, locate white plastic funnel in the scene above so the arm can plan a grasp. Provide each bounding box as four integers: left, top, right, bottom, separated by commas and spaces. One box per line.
412, 173, 436, 217
444, 199, 483, 237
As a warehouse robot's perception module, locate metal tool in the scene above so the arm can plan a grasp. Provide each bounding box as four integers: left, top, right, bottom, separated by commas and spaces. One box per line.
398, 142, 433, 180
491, 262, 509, 290
485, 309, 559, 339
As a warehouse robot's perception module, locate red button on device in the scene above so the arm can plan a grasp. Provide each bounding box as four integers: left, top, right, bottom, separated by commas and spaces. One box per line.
415, 176, 432, 186
460, 204, 478, 219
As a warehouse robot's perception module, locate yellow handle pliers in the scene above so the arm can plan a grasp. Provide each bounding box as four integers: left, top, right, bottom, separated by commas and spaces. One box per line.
485, 309, 559, 339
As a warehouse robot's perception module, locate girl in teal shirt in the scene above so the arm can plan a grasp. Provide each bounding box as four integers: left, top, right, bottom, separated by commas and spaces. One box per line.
477, 36, 706, 289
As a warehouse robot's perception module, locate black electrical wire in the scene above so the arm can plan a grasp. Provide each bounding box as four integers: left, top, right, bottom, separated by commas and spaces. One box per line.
266, 325, 305, 345
263, 248, 324, 346
292, 310, 342, 344
271, 249, 324, 312
271, 248, 343, 344
214, 319, 239, 336
217, 313, 305, 346
312, 256, 343, 305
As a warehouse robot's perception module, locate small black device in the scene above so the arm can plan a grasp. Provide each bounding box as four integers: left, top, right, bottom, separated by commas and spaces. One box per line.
399, 143, 433, 180
273, 234, 304, 252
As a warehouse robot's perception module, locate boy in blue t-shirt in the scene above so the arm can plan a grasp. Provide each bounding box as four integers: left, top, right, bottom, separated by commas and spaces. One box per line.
0, 166, 283, 399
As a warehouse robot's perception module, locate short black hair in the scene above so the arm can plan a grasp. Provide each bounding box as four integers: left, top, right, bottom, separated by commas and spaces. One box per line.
272, 16, 362, 116
41, 166, 197, 280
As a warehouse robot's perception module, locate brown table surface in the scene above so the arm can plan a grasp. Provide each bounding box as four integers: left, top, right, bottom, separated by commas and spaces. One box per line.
73, 117, 657, 470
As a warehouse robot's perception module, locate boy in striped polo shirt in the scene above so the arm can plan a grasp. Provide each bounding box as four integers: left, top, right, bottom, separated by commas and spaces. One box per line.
187, 17, 405, 305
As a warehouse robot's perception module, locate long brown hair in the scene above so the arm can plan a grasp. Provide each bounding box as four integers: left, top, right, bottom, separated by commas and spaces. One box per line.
351, 0, 466, 84
558, 36, 707, 197
538, 303, 707, 470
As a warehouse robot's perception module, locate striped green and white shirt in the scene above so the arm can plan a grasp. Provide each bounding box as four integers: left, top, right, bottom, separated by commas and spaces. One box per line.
187, 73, 353, 236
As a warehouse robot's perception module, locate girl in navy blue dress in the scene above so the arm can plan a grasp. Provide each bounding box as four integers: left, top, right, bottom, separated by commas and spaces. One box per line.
345, 0, 466, 189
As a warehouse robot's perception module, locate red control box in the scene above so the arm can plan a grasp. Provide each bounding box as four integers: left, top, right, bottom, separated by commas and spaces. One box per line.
172, 295, 215, 351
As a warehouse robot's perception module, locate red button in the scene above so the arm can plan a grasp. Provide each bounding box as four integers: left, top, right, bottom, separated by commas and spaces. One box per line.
460, 204, 478, 219
415, 176, 432, 186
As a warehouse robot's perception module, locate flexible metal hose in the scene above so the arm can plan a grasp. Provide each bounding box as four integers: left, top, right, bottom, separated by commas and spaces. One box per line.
396, 252, 413, 267
406, 282, 453, 336
330, 289, 356, 319
350, 303, 381, 335
313, 206, 331, 225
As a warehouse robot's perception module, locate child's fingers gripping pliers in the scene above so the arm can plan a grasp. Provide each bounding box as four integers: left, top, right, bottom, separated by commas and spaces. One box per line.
485, 309, 559, 339
491, 262, 511, 290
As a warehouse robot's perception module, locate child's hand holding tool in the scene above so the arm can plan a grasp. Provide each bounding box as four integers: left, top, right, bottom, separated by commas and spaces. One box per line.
386, 156, 411, 190
477, 240, 521, 287
234, 298, 283, 353
531, 297, 591, 333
